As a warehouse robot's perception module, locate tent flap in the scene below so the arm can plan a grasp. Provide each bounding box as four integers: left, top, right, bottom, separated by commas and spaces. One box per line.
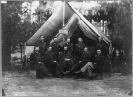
26, 1, 111, 46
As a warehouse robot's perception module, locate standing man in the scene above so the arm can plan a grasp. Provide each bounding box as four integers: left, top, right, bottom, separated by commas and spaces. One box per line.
112, 50, 123, 72
50, 37, 60, 62
59, 46, 74, 72
93, 49, 105, 79
30, 46, 53, 79
38, 35, 47, 60
74, 37, 87, 62
64, 38, 74, 55
96, 37, 109, 57
44, 46, 63, 78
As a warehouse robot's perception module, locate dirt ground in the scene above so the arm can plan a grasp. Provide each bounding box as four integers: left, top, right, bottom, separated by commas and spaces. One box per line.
2, 71, 132, 96
2, 51, 132, 96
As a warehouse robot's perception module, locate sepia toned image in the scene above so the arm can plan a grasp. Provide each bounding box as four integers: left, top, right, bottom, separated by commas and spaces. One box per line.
1, 0, 132, 96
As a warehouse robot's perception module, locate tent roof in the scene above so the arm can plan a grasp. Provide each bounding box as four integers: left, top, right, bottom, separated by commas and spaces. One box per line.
26, 2, 111, 46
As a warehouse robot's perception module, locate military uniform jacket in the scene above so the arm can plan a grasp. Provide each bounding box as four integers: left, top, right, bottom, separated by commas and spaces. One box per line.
94, 54, 104, 66
50, 42, 59, 56
38, 41, 47, 55
75, 43, 87, 56
80, 51, 92, 62
44, 51, 56, 63
96, 41, 109, 56
113, 56, 122, 66
30, 52, 42, 70
59, 51, 73, 62
64, 42, 74, 54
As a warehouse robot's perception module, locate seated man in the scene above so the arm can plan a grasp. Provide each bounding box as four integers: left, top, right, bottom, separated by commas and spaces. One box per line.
59, 46, 74, 72
64, 47, 92, 75
30, 46, 52, 79
44, 46, 63, 78
75, 49, 104, 79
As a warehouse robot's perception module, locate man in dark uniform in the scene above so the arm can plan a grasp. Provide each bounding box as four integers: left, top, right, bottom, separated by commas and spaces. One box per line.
64, 38, 74, 55
37, 35, 47, 60
74, 37, 87, 63
96, 37, 109, 57
44, 46, 63, 77
93, 49, 105, 79
112, 50, 124, 73
65, 47, 92, 75
59, 46, 74, 72
50, 37, 60, 62
30, 46, 52, 79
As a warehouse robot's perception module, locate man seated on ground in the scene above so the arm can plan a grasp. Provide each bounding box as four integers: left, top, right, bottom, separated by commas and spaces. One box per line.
30, 46, 53, 79
64, 47, 92, 76
59, 46, 74, 72
44, 46, 63, 78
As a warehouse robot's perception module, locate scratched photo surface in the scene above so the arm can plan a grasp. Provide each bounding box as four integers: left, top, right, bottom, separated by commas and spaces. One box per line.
1, 0, 132, 96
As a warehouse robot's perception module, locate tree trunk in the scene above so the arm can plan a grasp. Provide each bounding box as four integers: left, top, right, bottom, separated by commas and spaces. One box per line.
2, 36, 11, 72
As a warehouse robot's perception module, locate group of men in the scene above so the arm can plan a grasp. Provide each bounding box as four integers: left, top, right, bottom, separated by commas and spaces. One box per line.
29, 35, 110, 79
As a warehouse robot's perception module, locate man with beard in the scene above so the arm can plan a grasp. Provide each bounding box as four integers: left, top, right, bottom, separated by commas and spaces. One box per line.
30, 46, 53, 79
59, 46, 74, 72
44, 46, 63, 78
74, 37, 87, 62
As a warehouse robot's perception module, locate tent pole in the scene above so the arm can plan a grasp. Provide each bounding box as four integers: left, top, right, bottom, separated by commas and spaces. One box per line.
63, 1, 65, 45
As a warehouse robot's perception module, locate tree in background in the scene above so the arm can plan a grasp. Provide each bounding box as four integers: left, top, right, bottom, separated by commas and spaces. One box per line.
34, 1, 54, 24
2, 1, 23, 71
83, 1, 132, 56
2, 1, 42, 71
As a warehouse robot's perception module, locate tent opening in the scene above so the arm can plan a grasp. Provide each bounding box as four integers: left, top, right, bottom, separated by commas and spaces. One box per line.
70, 26, 97, 47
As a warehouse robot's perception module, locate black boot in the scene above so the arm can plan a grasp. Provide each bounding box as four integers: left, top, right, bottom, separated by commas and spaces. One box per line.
74, 70, 82, 74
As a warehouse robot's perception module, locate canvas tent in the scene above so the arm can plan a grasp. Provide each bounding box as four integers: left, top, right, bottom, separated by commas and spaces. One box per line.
25, 1, 112, 56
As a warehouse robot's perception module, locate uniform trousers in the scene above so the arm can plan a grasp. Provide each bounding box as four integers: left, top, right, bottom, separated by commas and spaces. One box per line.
80, 62, 93, 77
69, 60, 88, 73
